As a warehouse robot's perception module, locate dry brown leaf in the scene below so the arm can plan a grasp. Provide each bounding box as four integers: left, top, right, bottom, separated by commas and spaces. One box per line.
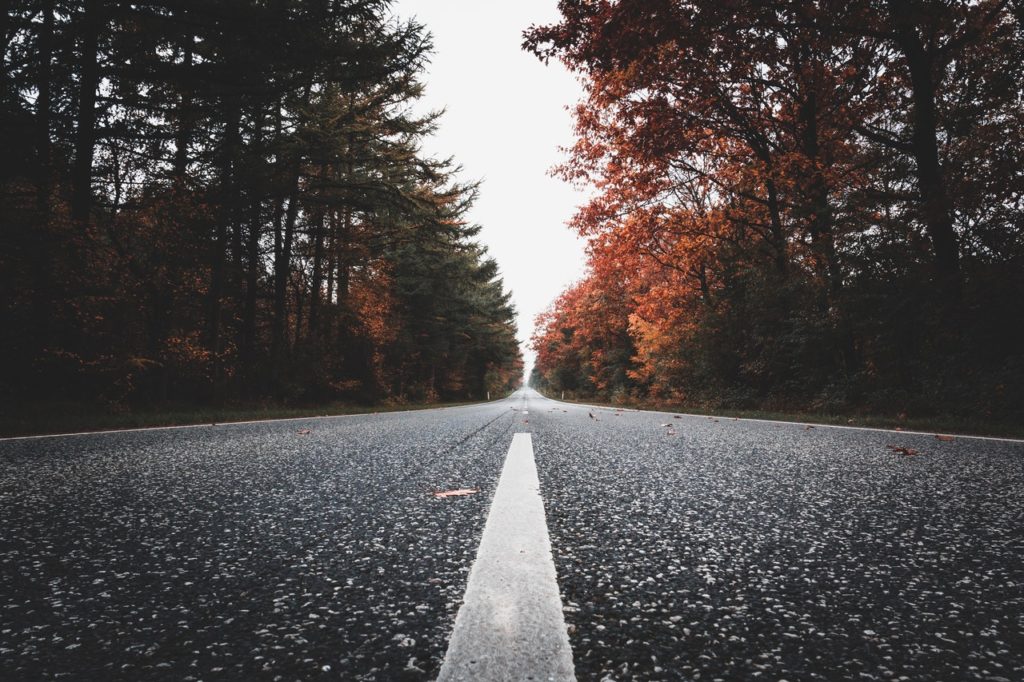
297, 429, 311, 435
935, 434, 955, 442
886, 445, 920, 456
804, 425, 815, 431
674, 415, 682, 419
433, 488, 479, 499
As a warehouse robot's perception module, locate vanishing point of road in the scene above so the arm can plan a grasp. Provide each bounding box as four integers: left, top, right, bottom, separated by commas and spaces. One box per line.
1, 389, 1022, 681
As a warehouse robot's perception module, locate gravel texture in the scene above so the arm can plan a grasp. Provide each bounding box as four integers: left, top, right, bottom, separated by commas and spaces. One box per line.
524, 390, 1024, 682
0, 403, 518, 680
2, 389, 1022, 681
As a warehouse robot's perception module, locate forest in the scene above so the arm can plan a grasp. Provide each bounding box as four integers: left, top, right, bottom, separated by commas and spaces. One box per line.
526, 0, 1024, 424
0, 0, 523, 415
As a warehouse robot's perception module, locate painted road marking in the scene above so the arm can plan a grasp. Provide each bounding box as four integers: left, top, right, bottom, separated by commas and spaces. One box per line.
438, 432, 575, 681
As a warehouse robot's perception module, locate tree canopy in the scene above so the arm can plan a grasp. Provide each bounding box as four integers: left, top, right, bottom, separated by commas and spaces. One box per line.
0, 0, 522, 409
527, 0, 1023, 421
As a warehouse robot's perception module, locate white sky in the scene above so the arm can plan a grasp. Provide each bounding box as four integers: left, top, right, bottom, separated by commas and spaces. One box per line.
394, 0, 588, 373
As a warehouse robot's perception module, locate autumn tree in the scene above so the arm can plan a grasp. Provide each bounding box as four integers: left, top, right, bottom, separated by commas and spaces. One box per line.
0, 0, 522, 412
527, 0, 1023, 421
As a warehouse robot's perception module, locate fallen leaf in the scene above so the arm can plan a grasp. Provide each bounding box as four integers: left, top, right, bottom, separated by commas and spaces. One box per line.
935, 434, 955, 442
433, 488, 479, 499
297, 429, 311, 435
673, 415, 682, 419
523, 419, 529, 424
660, 423, 672, 427
886, 445, 920, 456
804, 425, 815, 431
588, 412, 595, 419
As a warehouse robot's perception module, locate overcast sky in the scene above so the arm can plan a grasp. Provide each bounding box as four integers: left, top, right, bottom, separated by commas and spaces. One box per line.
394, 0, 588, 373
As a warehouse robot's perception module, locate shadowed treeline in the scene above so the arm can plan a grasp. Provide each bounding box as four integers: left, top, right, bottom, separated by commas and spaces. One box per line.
0, 0, 522, 414
526, 0, 1023, 423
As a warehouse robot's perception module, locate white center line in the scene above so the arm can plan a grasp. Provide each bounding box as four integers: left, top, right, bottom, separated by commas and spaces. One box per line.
437, 433, 575, 681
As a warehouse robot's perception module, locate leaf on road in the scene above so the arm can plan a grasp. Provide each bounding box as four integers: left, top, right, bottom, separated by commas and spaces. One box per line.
523, 419, 529, 423
935, 434, 955, 442
673, 415, 682, 419
588, 411, 595, 419
433, 488, 479, 499
886, 445, 920, 456
804, 425, 815, 430
297, 429, 311, 435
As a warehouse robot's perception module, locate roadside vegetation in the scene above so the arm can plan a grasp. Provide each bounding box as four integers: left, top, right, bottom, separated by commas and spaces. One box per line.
0, 398, 503, 439
0, 1, 523, 426
541, 391, 1024, 440
526, 1, 1024, 427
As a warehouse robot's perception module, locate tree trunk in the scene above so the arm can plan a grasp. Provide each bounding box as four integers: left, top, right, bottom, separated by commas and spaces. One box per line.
0, 0, 12, 97
173, 41, 193, 182
207, 97, 242, 392
798, 75, 840, 306
241, 109, 265, 371
272, 176, 300, 376
764, 179, 789, 276
31, 0, 55, 351
71, 1, 101, 229
307, 165, 328, 343
888, 0, 961, 289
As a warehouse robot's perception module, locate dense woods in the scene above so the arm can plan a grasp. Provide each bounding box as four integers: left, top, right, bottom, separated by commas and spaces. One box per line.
0, 0, 522, 412
527, 0, 1024, 422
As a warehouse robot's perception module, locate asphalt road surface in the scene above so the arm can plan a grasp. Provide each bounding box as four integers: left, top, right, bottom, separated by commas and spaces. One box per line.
2, 388, 1022, 681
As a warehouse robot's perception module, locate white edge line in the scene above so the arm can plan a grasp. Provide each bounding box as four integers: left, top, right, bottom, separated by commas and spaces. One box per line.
0, 400, 503, 443
541, 394, 1024, 445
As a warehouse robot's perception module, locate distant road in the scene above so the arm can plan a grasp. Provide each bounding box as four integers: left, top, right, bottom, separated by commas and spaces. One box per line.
2, 389, 1022, 681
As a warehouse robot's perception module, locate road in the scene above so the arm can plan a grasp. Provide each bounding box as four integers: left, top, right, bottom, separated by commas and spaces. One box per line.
1, 388, 1022, 681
